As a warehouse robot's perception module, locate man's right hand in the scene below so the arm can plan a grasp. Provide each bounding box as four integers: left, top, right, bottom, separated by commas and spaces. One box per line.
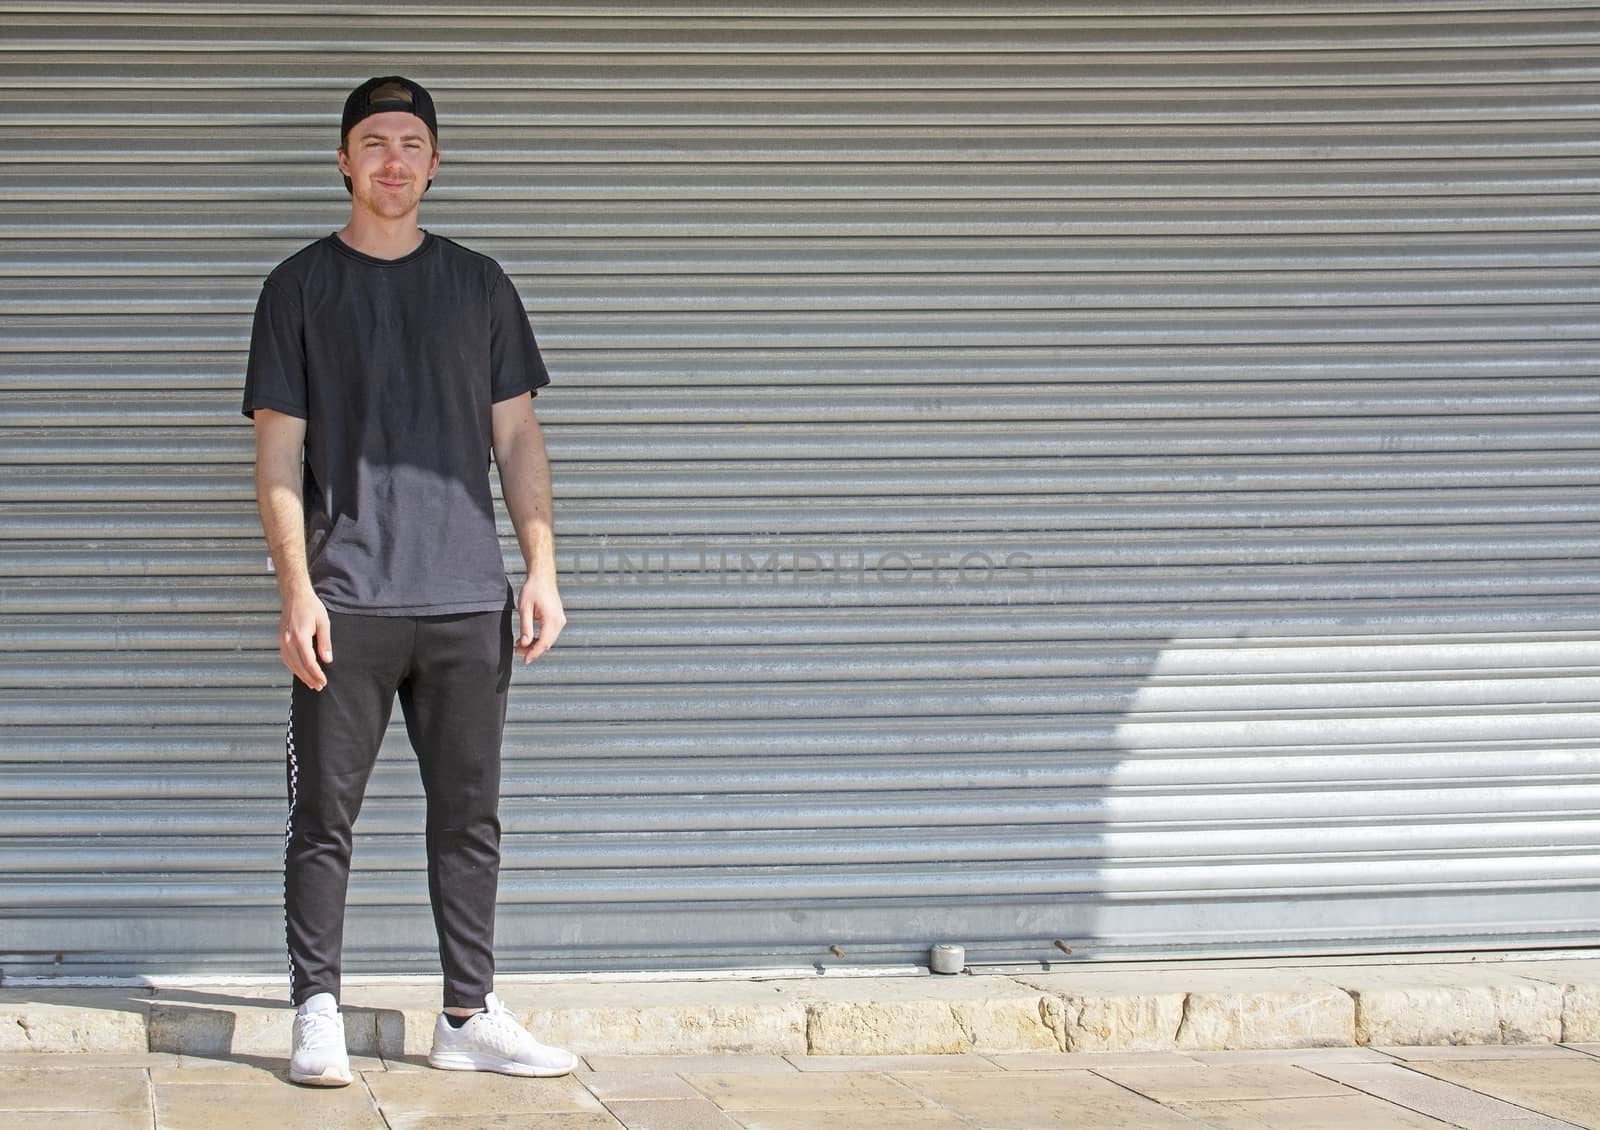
279, 587, 333, 691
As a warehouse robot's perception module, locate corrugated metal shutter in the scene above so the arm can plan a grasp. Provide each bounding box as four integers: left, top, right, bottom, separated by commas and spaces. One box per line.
1, 2, 1597, 978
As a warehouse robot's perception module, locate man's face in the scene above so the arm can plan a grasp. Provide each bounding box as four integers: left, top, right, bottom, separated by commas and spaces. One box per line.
338, 111, 440, 220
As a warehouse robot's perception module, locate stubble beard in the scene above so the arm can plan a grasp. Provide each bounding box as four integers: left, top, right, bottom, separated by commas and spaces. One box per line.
357, 178, 425, 222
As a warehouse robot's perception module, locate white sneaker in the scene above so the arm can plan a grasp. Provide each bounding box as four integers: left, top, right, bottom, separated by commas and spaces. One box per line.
427, 992, 577, 1077
288, 992, 353, 1087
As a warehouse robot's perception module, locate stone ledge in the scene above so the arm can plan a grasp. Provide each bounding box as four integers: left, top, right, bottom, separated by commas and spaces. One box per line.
1012, 970, 1355, 1052
1317, 965, 1567, 1047
0, 989, 151, 1054
138, 982, 806, 1058
770, 975, 1060, 1055
1500, 959, 1600, 1043
502, 981, 806, 1058
2, 960, 1597, 1057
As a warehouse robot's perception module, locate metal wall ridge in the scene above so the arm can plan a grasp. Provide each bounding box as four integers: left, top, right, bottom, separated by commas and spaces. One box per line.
3, 2, 1598, 16
3, 9, 1599, 50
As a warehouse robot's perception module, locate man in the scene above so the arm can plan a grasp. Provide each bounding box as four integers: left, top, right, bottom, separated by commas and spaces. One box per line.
243, 76, 574, 1086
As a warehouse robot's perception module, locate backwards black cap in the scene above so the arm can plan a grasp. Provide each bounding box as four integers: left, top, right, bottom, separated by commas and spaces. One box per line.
339, 76, 438, 194
341, 75, 438, 146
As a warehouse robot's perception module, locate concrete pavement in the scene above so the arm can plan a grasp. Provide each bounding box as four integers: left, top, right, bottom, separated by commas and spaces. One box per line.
1, 1043, 1598, 1128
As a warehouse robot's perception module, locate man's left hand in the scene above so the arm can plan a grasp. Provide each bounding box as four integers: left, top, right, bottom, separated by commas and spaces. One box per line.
516, 575, 565, 664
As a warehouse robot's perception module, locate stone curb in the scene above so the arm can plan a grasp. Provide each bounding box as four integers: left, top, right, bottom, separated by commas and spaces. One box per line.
2, 959, 1596, 1058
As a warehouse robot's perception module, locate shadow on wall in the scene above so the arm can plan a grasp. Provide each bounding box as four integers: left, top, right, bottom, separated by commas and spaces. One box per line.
457, 533, 1600, 972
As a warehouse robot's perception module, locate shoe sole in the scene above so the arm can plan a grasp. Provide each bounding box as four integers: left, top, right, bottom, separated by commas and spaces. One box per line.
289, 1067, 353, 1087
428, 1050, 575, 1078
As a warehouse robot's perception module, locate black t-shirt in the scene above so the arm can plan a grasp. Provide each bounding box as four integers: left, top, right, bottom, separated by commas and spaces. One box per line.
242, 232, 549, 615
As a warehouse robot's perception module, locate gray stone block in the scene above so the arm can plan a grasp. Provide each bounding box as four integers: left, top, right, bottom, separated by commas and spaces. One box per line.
1012, 973, 1184, 1052
1506, 959, 1600, 1043
782, 976, 1059, 1055
1176, 985, 1355, 1051
0, 989, 150, 1054
1321, 965, 1565, 1046
522, 980, 807, 1057
1016, 970, 1355, 1052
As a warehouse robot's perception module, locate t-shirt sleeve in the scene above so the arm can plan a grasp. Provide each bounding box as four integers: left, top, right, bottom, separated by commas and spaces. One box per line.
241, 277, 308, 419
489, 271, 551, 402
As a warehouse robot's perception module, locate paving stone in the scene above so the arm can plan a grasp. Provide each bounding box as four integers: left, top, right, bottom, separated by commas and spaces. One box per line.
388, 1117, 622, 1130
378, 1053, 437, 1073
1410, 1056, 1600, 1088
887, 1069, 1198, 1129
151, 1079, 386, 1129
784, 1052, 999, 1072
1168, 1093, 1459, 1129
724, 1110, 972, 1130
984, 1049, 1203, 1070
152, 1056, 382, 1085
0, 989, 151, 1053
601, 1098, 745, 1130
1378, 1043, 1596, 1061
1093, 1062, 1353, 1102
1310, 1061, 1584, 1130
364, 1068, 606, 1115
584, 1055, 799, 1075
1186, 1046, 1397, 1065
580, 1072, 704, 1100
0, 1113, 153, 1130
0, 1065, 152, 1112
776, 976, 1058, 1055
1319, 965, 1566, 1047
682, 1071, 929, 1110
0, 1051, 176, 1068
153, 1061, 289, 1085
1409, 1058, 1600, 1129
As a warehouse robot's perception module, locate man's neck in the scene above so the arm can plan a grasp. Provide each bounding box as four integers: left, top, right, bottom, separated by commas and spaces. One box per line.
337, 215, 426, 261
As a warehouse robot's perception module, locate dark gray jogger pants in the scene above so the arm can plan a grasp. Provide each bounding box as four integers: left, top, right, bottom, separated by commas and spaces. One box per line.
283, 596, 513, 1009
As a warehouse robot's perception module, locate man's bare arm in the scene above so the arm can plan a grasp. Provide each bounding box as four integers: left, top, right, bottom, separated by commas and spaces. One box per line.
491, 393, 565, 664
253, 407, 332, 690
